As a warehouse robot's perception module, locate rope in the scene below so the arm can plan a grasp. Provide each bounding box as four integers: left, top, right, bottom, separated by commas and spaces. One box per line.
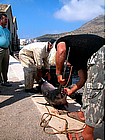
63, 66, 73, 88
40, 105, 85, 135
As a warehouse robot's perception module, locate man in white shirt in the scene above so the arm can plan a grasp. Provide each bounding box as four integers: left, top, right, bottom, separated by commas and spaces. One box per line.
19, 40, 55, 93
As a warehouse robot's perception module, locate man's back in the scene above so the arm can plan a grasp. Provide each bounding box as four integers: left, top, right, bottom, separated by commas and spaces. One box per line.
55, 34, 105, 70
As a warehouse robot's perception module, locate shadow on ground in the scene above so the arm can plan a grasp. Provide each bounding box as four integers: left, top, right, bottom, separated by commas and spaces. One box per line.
0, 81, 37, 108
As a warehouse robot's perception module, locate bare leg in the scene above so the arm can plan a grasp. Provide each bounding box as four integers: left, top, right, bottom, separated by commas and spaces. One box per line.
67, 124, 94, 140
82, 125, 94, 140
77, 111, 85, 121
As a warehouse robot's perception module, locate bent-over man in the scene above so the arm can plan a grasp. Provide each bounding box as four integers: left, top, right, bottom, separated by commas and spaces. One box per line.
55, 34, 105, 140
19, 40, 55, 93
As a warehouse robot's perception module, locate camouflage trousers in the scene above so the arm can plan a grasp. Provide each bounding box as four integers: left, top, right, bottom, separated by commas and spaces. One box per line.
82, 46, 105, 128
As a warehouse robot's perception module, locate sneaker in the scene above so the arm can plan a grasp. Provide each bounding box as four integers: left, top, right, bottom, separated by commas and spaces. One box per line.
1, 82, 12, 87
25, 88, 39, 93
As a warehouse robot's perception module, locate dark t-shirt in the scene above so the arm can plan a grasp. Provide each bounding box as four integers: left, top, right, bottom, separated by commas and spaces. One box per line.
55, 34, 105, 70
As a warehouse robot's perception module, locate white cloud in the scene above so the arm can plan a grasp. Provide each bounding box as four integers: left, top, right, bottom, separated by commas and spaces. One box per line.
54, 0, 105, 21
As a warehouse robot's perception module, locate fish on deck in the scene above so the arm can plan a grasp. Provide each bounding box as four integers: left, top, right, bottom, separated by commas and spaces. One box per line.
40, 78, 68, 109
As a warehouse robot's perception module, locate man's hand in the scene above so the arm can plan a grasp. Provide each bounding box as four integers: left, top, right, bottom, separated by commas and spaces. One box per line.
37, 69, 42, 77
45, 72, 51, 81
35, 69, 42, 83
63, 87, 73, 96
57, 75, 66, 86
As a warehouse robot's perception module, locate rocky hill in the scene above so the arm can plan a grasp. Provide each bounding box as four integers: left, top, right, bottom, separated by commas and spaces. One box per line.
35, 14, 105, 41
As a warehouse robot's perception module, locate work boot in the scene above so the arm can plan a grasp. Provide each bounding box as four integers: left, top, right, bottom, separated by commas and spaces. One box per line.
1, 82, 12, 87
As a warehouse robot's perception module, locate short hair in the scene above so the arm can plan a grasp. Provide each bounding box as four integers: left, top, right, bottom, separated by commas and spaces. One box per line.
0, 13, 7, 20
49, 39, 56, 44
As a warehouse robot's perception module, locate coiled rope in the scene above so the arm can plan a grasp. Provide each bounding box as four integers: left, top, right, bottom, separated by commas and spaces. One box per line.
40, 106, 85, 135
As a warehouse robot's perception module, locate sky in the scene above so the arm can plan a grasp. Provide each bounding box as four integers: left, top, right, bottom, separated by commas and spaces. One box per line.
1, 0, 105, 39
